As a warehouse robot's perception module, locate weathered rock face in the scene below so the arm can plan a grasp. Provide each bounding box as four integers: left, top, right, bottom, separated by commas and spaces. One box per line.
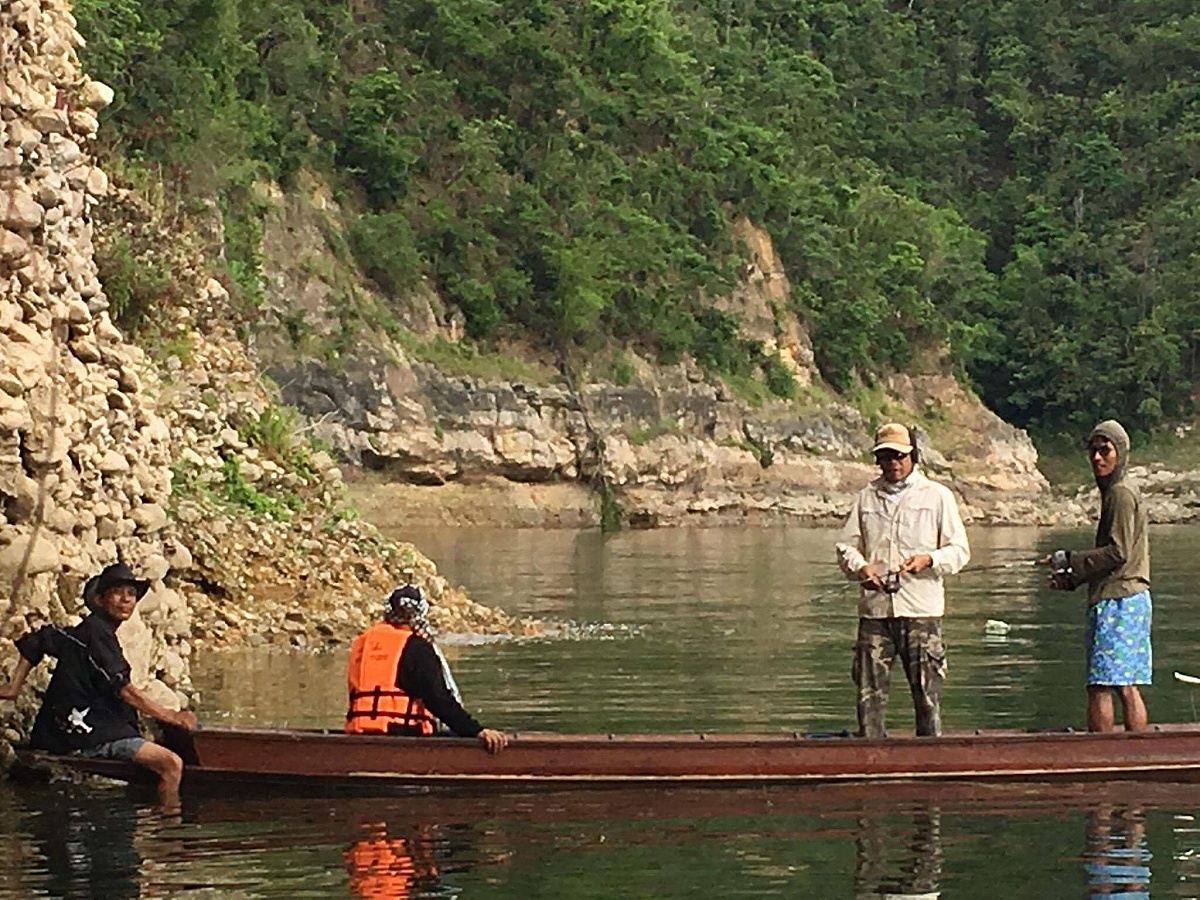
272, 340, 1053, 529
719, 217, 817, 387
0, 0, 189, 735
155, 330, 536, 648
1, 1, 522, 756
1063, 465, 1200, 526
264, 218, 1051, 528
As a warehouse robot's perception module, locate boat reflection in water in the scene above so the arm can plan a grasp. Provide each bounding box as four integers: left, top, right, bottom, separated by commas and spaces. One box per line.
1083, 804, 1151, 898
8, 778, 1199, 896
13, 784, 153, 900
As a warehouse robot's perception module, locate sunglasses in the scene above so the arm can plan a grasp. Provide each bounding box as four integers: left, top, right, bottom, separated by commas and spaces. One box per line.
1087, 444, 1115, 458
874, 449, 910, 463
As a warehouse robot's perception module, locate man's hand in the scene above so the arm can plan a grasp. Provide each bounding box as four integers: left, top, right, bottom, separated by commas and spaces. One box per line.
478, 728, 508, 754
1039, 550, 1073, 590
858, 564, 886, 592
898, 554, 934, 575
168, 710, 198, 730
0, 657, 32, 701
1047, 572, 1073, 591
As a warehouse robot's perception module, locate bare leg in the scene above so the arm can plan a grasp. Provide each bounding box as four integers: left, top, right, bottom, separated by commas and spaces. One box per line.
1117, 686, 1148, 731
133, 741, 184, 810
1087, 686, 1115, 732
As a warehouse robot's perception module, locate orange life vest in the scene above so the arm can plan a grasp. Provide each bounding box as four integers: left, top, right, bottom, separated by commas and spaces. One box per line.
345, 623, 436, 735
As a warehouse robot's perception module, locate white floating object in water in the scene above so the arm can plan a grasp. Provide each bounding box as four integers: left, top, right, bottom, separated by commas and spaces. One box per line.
1175, 671, 1200, 685
984, 619, 1012, 636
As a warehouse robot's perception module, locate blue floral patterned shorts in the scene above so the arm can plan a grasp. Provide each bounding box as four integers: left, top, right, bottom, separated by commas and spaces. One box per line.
1086, 591, 1152, 686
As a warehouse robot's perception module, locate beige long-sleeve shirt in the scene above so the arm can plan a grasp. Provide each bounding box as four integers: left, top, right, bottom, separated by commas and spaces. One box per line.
835, 469, 970, 618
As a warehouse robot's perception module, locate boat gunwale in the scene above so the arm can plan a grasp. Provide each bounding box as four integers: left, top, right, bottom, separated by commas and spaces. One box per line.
184, 722, 1200, 750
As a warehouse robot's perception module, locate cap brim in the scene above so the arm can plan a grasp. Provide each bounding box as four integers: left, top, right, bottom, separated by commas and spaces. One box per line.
873, 442, 913, 454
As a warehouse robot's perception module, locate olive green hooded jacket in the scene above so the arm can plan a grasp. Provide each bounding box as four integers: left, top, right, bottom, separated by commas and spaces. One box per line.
1067, 420, 1150, 603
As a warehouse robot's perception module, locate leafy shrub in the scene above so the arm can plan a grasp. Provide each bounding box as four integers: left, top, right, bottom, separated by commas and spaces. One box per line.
348, 212, 423, 297
762, 354, 796, 400
221, 456, 298, 520
95, 233, 173, 332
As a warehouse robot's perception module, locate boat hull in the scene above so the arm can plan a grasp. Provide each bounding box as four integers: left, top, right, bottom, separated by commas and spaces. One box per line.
15, 725, 1200, 792
144, 723, 1200, 790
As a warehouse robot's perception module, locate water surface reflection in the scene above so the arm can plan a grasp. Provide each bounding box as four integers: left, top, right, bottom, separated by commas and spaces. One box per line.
7, 775, 1200, 896
5, 525, 1200, 896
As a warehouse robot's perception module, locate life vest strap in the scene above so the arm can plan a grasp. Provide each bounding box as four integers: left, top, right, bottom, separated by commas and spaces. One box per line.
347, 686, 434, 726
345, 709, 435, 721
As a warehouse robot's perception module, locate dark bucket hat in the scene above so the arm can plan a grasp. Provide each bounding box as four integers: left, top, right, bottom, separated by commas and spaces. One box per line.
83, 562, 151, 611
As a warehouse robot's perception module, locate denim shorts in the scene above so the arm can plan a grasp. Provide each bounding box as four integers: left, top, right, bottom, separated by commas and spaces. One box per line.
78, 736, 147, 762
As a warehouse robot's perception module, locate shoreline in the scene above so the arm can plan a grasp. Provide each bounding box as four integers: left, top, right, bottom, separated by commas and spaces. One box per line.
346, 466, 1200, 532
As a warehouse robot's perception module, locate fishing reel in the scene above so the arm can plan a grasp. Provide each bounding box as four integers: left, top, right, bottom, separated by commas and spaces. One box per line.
882, 571, 902, 594
1050, 550, 1071, 577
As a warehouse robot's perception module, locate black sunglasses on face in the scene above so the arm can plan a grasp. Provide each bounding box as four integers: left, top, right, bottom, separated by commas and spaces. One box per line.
875, 449, 909, 463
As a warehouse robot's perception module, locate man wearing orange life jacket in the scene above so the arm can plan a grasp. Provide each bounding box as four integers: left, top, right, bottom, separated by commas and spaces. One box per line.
345, 584, 508, 753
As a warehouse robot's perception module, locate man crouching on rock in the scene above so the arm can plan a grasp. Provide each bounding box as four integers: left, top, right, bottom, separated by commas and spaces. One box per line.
0, 562, 197, 808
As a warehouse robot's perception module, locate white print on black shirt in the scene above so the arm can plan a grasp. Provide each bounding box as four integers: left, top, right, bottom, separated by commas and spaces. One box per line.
66, 707, 93, 734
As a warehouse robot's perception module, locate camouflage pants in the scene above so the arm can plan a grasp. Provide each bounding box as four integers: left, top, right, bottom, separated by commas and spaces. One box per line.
852, 617, 947, 738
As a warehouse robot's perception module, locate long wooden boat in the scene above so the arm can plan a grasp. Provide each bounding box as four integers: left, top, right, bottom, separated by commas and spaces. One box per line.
18, 723, 1200, 792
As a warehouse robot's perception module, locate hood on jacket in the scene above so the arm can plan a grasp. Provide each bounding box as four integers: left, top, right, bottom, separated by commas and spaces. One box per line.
1087, 419, 1130, 490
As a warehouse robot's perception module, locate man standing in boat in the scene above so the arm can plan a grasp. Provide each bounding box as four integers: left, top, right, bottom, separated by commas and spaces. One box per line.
835, 423, 971, 738
1046, 419, 1151, 732
345, 583, 508, 752
0, 562, 197, 808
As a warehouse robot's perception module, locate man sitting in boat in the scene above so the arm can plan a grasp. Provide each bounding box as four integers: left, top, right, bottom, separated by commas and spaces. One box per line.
835, 423, 971, 738
345, 584, 508, 753
0, 562, 198, 808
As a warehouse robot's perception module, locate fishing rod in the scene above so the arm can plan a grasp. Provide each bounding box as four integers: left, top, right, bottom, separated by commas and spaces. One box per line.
1176, 672, 1200, 721
808, 571, 904, 604
807, 559, 1043, 603
956, 560, 1043, 576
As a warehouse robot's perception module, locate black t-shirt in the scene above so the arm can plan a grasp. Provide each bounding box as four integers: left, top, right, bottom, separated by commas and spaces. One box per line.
16, 613, 140, 753
397, 635, 483, 737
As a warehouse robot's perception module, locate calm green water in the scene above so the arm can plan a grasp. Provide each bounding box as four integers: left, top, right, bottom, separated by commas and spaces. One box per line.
4, 524, 1200, 897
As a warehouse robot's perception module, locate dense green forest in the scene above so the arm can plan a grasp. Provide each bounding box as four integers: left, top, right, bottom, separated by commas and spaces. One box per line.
72, 0, 1200, 438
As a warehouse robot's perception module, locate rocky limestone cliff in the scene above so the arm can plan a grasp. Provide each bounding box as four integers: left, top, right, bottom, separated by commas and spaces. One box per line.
257, 191, 1051, 529
0, 0, 525, 754
0, 0, 195, 744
